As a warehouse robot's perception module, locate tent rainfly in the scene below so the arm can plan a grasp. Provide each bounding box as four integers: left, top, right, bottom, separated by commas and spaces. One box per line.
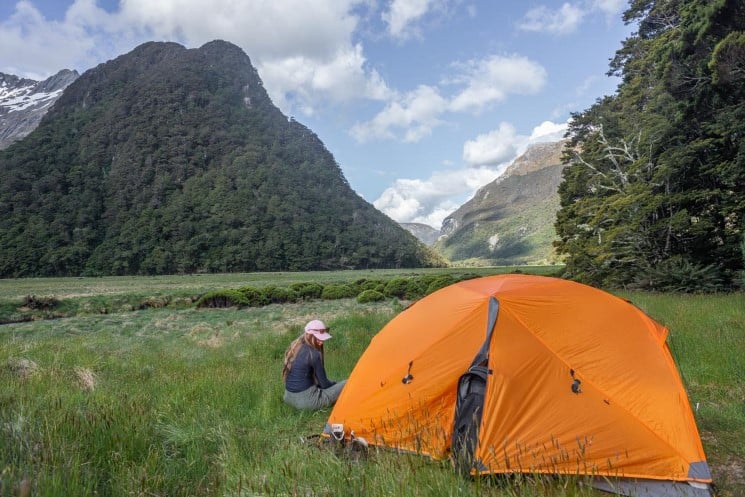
325, 274, 714, 497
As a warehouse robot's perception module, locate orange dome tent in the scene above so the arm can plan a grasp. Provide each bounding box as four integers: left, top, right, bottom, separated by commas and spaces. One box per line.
325, 274, 714, 497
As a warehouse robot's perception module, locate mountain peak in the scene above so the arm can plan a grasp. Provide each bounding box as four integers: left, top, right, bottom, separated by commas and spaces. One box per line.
435, 140, 567, 265
501, 140, 567, 179
0, 68, 79, 149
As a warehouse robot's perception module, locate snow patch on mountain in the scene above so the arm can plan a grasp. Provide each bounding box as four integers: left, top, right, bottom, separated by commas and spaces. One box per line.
0, 69, 79, 149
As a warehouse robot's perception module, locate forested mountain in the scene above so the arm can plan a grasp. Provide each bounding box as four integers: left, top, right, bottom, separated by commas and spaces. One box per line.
555, 0, 745, 291
0, 41, 442, 277
435, 141, 566, 265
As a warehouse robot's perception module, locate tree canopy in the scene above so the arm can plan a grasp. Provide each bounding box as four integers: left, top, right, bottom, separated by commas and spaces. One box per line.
555, 0, 745, 291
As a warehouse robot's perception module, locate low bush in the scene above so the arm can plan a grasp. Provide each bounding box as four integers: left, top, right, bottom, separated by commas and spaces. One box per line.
425, 275, 456, 295
404, 279, 427, 300
356, 290, 386, 303
383, 278, 409, 298
352, 278, 387, 294
262, 285, 299, 304
633, 257, 727, 293
289, 282, 324, 300
238, 287, 270, 307
321, 284, 356, 300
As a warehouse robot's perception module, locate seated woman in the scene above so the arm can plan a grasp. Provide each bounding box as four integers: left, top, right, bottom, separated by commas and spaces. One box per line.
282, 319, 347, 410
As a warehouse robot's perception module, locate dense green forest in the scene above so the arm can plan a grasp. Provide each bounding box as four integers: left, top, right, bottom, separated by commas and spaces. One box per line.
0, 41, 442, 277
555, 0, 745, 291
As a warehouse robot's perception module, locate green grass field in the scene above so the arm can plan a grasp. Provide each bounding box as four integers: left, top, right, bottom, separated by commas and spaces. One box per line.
1, 269, 743, 496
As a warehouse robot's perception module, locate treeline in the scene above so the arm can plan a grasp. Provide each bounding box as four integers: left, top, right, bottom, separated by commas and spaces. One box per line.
555, 0, 745, 291
0, 41, 442, 277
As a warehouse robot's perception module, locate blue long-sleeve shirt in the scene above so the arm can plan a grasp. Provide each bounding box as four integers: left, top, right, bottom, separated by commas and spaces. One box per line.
284, 343, 336, 392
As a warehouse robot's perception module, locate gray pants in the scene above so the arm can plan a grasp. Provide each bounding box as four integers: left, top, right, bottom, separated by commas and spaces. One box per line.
283, 380, 347, 410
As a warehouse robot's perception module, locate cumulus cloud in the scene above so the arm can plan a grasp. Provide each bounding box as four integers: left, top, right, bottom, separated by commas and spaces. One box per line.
529, 120, 568, 142
462, 123, 518, 167
448, 55, 547, 113
257, 44, 392, 115
517, 3, 585, 35
382, 0, 434, 39
517, 1, 626, 35
350, 84, 447, 142
352, 53, 546, 143
118, 0, 357, 60
373, 166, 501, 227
0, 0, 104, 78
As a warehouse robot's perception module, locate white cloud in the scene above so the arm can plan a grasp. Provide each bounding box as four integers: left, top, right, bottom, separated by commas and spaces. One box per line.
374, 166, 501, 227
0, 0, 388, 117
350, 84, 447, 142
119, 0, 358, 60
529, 120, 567, 142
352, 53, 546, 143
592, 0, 626, 16
517, 3, 585, 35
0, 0, 102, 78
462, 123, 518, 167
382, 0, 434, 39
257, 44, 392, 116
449, 55, 547, 113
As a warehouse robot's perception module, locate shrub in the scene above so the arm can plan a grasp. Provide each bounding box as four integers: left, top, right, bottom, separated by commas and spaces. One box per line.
383, 278, 410, 298
352, 278, 387, 293
195, 290, 249, 308
356, 290, 386, 303
321, 284, 356, 300
425, 275, 456, 295
238, 287, 270, 307
289, 282, 324, 300
633, 257, 727, 293
404, 279, 427, 300
262, 285, 299, 304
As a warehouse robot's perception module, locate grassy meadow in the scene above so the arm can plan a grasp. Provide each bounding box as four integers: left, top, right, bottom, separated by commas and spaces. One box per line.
1, 268, 743, 496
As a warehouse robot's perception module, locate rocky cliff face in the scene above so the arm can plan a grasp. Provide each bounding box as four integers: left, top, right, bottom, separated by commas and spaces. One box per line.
0, 69, 79, 149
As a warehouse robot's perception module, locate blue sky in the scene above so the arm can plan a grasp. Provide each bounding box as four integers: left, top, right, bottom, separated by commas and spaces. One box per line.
0, 0, 633, 228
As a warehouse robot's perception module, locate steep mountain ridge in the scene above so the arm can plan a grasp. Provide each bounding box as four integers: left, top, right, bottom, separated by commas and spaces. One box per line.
435, 140, 567, 265
0, 69, 79, 149
0, 40, 440, 276
400, 222, 441, 245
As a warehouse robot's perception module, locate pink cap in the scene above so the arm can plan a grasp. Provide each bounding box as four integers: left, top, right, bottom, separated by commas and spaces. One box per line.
304, 319, 332, 341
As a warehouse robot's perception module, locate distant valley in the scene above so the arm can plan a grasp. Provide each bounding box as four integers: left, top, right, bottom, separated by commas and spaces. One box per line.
401, 141, 566, 266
